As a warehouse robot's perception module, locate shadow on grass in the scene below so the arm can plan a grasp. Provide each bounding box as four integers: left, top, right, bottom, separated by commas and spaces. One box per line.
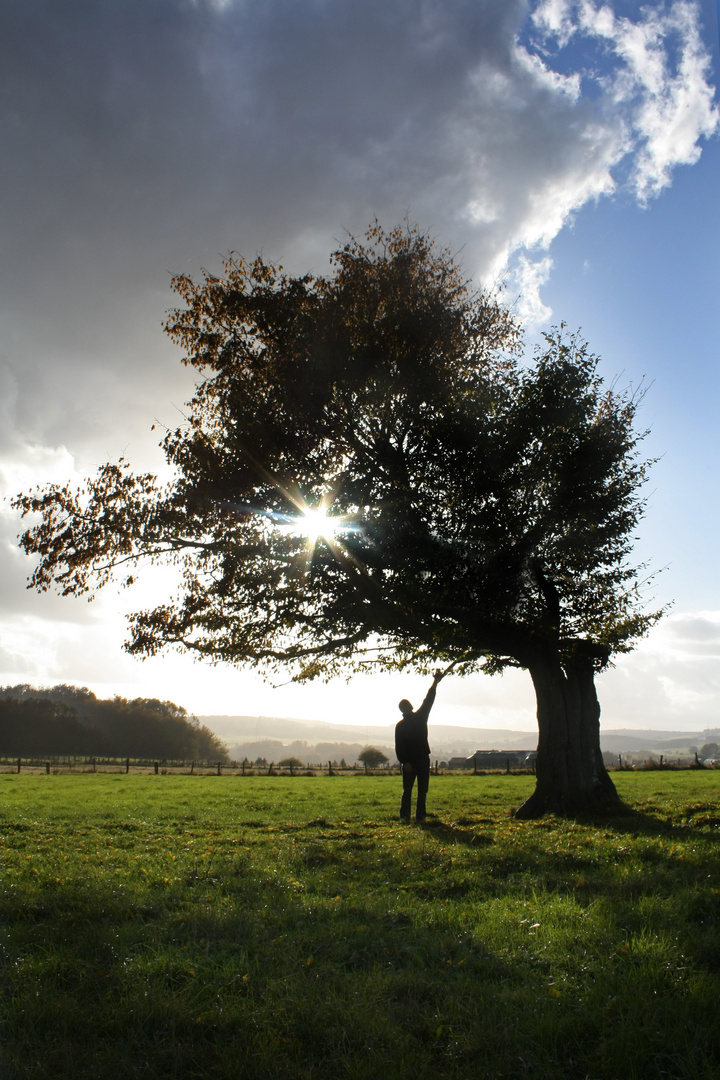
2, 873, 517, 1080
422, 799, 720, 847
566, 805, 720, 843
420, 818, 495, 848
417, 808, 713, 847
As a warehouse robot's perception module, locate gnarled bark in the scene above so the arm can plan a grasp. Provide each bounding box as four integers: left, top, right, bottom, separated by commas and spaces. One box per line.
515, 654, 624, 819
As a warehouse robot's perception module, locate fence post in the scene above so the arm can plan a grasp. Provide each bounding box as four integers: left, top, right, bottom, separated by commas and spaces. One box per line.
328, 760, 333, 776
473, 753, 478, 775
126, 758, 130, 774
506, 758, 510, 774
17, 757, 21, 774
217, 761, 221, 776
45, 762, 50, 775
154, 762, 159, 775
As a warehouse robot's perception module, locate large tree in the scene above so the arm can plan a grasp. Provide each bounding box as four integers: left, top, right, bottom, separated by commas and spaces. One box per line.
14, 223, 660, 817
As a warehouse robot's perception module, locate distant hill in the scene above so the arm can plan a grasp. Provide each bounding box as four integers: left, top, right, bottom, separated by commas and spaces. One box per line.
199, 714, 538, 761
597, 728, 720, 753
200, 714, 720, 762
200, 713, 538, 746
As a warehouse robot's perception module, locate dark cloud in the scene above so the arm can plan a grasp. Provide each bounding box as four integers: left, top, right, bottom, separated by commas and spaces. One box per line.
1, 0, 714, 462
0, 0, 537, 460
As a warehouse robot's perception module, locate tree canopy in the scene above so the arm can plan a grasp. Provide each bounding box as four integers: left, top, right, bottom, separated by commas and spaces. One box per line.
14, 223, 660, 815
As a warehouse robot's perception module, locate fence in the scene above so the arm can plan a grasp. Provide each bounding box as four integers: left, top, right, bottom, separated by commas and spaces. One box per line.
0, 756, 540, 777
0, 755, 378, 777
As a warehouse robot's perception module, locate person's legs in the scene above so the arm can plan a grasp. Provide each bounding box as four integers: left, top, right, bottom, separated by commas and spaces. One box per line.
415, 757, 431, 821
400, 765, 416, 819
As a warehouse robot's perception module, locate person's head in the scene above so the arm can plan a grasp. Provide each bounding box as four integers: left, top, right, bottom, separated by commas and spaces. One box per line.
398, 699, 413, 716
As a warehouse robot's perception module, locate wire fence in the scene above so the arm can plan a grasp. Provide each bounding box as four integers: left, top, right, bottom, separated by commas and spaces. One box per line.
0, 755, 541, 777
2, 755, 709, 777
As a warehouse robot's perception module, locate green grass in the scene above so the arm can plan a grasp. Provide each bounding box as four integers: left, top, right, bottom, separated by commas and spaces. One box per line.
1, 771, 720, 1079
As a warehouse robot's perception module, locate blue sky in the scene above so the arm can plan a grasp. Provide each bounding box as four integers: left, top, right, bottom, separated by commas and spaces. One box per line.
540, 130, 720, 611
0, 0, 718, 732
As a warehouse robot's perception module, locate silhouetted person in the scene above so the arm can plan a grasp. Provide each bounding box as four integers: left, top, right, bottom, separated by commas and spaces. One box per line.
395, 669, 445, 822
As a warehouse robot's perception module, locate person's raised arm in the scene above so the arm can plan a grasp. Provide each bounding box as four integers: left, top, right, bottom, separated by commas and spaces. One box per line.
415, 669, 445, 723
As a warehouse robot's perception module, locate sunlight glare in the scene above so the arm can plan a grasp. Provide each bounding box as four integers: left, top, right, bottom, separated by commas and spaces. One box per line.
300, 507, 334, 542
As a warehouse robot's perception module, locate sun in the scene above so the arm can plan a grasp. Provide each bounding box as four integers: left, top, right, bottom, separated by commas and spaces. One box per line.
299, 507, 334, 543
275, 485, 352, 549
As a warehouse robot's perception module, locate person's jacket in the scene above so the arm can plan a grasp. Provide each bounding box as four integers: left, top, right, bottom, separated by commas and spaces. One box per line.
394, 683, 436, 763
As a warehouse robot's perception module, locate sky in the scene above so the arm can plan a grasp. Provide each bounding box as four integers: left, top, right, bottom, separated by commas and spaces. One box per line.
0, 0, 718, 733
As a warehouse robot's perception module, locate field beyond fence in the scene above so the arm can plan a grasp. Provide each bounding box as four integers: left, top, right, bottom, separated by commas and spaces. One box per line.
2, 771, 720, 1080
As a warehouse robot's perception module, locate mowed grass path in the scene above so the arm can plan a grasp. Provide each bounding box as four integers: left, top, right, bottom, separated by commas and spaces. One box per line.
2, 771, 720, 1079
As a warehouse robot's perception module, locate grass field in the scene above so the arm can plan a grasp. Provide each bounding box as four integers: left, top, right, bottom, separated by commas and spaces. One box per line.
2, 771, 720, 1079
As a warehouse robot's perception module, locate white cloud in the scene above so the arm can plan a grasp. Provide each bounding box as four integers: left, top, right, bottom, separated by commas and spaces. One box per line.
0, 445, 89, 621
531, 0, 578, 46
509, 254, 555, 326
467, 1, 717, 316
598, 611, 720, 730
0, 444, 77, 496
577, 1, 720, 201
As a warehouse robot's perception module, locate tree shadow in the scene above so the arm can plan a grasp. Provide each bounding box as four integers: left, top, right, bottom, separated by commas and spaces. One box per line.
420, 818, 495, 848
419, 805, 720, 850
566, 805, 720, 843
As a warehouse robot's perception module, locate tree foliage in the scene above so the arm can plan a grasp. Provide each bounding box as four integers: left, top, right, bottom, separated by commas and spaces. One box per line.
14, 223, 656, 676
278, 756, 304, 769
359, 746, 389, 768
13, 222, 661, 814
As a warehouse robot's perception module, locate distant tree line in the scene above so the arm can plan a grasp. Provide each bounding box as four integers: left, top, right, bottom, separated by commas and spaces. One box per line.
0, 684, 227, 760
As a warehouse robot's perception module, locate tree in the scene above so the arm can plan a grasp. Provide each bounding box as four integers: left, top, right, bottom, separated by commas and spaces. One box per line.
358, 746, 389, 769
0, 696, 95, 756
279, 755, 304, 771
13, 222, 660, 817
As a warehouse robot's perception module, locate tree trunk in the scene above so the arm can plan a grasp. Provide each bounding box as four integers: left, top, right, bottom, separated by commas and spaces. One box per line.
514, 654, 624, 819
